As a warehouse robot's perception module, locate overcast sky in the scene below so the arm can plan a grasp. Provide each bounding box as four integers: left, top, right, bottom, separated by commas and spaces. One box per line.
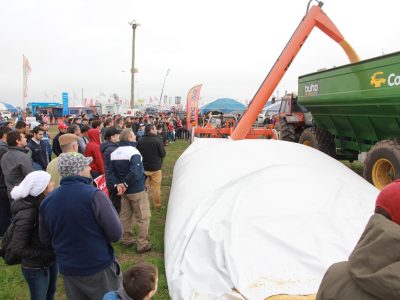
1, 0, 399, 108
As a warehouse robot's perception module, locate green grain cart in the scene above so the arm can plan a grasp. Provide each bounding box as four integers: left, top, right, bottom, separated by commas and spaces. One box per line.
297, 51, 400, 189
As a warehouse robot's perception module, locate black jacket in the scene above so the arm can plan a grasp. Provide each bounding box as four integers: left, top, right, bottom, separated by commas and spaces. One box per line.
10, 195, 55, 268
27, 139, 48, 170
0, 140, 9, 189
52, 132, 64, 157
100, 140, 119, 190
137, 133, 166, 171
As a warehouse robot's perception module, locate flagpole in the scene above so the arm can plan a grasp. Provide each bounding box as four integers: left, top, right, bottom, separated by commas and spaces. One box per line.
159, 68, 170, 107
22, 55, 31, 110
129, 20, 139, 110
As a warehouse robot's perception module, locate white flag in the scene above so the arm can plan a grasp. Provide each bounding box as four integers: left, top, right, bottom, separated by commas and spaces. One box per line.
23, 55, 32, 98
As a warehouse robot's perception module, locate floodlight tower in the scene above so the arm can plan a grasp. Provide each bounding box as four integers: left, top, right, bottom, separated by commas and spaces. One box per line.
129, 20, 139, 109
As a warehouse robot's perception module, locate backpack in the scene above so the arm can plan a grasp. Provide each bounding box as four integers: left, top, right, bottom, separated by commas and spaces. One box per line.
0, 220, 21, 265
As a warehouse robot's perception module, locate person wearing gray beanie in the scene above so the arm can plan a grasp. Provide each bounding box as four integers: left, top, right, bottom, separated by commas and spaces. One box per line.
9, 171, 57, 300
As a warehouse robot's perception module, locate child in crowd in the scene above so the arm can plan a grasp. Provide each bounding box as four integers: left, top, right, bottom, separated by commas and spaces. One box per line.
103, 262, 158, 300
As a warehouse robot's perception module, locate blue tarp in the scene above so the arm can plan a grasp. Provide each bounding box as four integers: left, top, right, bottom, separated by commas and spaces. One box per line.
199, 98, 247, 114
0, 102, 18, 112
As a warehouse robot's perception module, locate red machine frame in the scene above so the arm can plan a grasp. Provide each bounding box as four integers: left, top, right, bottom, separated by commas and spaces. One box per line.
193, 1, 359, 140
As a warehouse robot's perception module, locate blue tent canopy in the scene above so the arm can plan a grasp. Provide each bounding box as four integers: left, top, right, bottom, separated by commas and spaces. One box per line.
199, 98, 246, 114
0, 102, 18, 113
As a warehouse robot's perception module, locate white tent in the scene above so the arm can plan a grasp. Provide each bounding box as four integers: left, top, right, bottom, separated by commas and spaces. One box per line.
165, 139, 379, 299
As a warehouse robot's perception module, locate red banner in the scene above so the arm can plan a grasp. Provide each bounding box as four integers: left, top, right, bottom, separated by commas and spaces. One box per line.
94, 175, 109, 196
186, 84, 202, 129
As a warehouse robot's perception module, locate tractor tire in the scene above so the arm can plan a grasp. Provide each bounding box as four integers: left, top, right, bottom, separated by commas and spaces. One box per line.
276, 119, 297, 142
363, 138, 400, 190
299, 127, 336, 157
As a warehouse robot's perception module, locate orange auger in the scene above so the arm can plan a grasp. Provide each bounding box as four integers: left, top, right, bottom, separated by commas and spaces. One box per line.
231, 1, 359, 141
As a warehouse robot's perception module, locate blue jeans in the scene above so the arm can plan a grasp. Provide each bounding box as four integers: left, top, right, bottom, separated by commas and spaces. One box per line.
22, 264, 58, 300
167, 131, 174, 142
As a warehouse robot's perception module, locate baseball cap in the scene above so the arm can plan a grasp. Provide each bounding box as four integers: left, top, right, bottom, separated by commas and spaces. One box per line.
59, 133, 78, 146
57, 152, 92, 178
58, 123, 68, 130
375, 179, 400, 224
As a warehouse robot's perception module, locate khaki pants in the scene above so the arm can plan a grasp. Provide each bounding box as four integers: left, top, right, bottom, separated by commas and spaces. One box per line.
145, 170, 162, 208
120, 191, 151, 250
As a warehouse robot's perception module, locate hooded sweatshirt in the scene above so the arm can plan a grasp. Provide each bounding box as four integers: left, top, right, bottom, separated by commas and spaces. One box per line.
85, 128, 104, 174
317, 214, 400, 300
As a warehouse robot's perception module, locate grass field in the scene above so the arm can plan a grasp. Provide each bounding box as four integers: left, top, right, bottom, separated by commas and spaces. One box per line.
0, 126, 366, 299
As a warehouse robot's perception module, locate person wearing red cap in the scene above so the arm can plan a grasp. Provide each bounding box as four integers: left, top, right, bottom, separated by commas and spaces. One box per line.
52, 123, 68, 157
375, 179, 400, 224
317, 179, 400, 300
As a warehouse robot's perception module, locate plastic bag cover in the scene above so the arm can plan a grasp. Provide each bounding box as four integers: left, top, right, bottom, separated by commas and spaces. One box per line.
165, 139, 378, 299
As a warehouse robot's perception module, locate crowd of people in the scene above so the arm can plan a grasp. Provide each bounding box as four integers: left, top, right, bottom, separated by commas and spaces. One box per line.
0, 112, 179, 300
2, 110, 400, 300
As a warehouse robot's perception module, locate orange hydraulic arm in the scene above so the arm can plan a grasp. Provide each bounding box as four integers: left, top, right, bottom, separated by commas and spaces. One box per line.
231, 1, 359, 140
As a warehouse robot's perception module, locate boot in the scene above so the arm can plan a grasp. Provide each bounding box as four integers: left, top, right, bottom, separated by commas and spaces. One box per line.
122, 232, 135, 246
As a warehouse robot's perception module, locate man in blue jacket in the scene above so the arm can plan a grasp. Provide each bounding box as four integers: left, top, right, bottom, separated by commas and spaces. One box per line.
110, 128, 151, 253
100, 126, 121, 213
39, 152, 123, 300
28, 126, 49, 170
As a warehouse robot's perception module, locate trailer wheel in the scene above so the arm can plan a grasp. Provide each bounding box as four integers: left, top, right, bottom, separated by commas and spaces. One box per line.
363, 138, 400, 190
299, 127, 336, 157
276, 119, 297, 142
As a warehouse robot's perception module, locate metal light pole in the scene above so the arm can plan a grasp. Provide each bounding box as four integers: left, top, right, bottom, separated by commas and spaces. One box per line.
129, 20, 139, 109
159, 68, 170, 107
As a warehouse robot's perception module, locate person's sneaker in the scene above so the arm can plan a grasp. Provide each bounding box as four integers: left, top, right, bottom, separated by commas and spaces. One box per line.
137, 244, 152, 254
122, 239, 135, 247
